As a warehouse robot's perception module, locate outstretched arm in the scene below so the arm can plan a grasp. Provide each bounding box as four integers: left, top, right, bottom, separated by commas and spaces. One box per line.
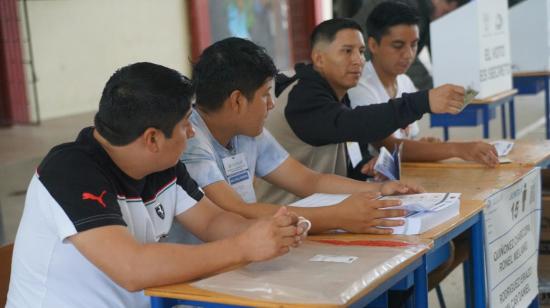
377, 135, 498, 167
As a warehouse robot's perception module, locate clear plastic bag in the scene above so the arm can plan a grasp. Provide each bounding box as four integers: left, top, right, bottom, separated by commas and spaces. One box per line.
192, 241, 427, 305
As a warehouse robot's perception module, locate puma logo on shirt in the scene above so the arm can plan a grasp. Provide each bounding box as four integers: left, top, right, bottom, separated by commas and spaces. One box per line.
82, 190, 107, 208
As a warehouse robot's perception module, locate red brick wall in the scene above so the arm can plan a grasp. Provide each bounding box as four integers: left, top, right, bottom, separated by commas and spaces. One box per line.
0, 0, 28, 125
288, 0, 323, 64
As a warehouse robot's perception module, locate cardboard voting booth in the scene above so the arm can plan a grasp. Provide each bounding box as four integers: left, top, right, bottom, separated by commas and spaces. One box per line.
431, 0, 512, 98
509, 0, 550, 72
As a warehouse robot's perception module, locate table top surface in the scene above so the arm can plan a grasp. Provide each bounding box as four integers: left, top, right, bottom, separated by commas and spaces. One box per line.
145, 200, 488, 306
402, 139, 550, 169
513, 71, 550, 77
470, 89, 518, 104
401, 166, 533, 201
145, 237, 431, 307
145, 164, 538, 306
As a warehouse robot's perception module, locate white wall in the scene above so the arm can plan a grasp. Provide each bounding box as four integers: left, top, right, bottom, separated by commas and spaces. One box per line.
19, 0, 191, 121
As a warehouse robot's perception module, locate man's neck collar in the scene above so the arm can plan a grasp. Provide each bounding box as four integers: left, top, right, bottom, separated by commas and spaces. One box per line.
92, 129, 147, 180
371, 60, 398, 89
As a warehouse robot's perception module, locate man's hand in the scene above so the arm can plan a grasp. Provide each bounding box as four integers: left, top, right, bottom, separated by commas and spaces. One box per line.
380, 181, 425, 196
428, 84, 465, 114
334, 192, 407, 234
360, 156, 378, 176
455, 141, 499, 167
236, 207, 303, 262
360, 156, 389, 181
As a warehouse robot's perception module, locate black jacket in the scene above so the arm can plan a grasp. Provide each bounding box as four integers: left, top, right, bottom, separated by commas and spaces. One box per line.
277, 63, 432, 147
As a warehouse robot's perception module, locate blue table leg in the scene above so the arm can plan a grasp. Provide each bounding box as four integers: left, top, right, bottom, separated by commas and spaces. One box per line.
443, 126, 449, 141
501, 104, 507, 139
366, 292, 388, 308
482, 107, 490, 139
414, 255, 428, 307
471, 216, 486, 308
509, 97, 516, 139
463, 258, 472, 308
545, 77, 550, 139
150, 297, 179, 308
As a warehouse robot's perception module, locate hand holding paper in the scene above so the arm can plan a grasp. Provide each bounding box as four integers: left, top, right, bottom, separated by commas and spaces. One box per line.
460, 87, 479, 111
428, 84, 466, 114
374, 143, 403, 180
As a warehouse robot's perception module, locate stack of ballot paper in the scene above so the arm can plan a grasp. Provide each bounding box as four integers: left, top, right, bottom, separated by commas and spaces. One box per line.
374, 143, 403, 180
378, 193, 461, 235
291, 193, 461, 235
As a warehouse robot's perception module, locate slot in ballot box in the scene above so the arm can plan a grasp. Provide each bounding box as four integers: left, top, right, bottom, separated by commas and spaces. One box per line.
431, 0, 512, 98
510, 0, 550, 72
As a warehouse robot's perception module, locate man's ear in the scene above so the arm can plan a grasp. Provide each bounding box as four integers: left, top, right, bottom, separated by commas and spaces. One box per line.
228, 89, 247, 114
142, 127, 162, 153
311, 48, 324, 69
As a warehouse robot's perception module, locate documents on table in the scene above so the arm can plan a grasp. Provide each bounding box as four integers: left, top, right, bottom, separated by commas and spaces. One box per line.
490, 140, 514, 164
379, 193, 461, 235
490, 140, 514, 156
291, 192, 461, 235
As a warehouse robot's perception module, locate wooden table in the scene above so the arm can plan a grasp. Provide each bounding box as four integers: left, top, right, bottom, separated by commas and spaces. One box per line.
402, 139, 550, 169
145, 238, 431, 308
430, 89, 518, 140
402, 166, 541, 307
146, 167, 537, 308
401, 166, 532, 201
513, 71, 550, 139
314, 199, 486, 308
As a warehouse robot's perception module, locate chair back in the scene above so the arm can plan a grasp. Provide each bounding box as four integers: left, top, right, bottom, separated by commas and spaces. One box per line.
0, 243, 14, 307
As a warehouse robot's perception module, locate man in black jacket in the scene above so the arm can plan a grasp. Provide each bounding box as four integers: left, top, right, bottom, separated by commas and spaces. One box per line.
257, 18, 465, 204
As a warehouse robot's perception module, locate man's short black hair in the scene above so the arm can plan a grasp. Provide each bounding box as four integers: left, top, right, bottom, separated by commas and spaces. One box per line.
94, 62, 193, 146
193, 37, 277, 112
310, 18, 363, 48
367, 2, 420, 43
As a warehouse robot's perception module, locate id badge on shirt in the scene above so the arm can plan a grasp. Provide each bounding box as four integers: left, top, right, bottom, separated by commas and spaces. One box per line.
222, 153, 256, 202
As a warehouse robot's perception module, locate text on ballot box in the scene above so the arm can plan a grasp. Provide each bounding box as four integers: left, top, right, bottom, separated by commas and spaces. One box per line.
509, 0, 550, 72
484, 167, 541, 308
431, 0, 512, 98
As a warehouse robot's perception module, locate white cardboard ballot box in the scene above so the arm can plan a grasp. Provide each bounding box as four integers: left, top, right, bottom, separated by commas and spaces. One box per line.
509, 0, 550, 72
431, 0, 512, 98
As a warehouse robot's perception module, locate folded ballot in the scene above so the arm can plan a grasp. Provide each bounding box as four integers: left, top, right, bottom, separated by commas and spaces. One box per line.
374, 143, 403, 180
291, 192, 460, 235
460, 87, 479, 111
490, 140, 514, 157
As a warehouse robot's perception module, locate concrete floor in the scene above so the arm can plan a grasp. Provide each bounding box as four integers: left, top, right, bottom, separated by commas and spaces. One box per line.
0, 92, 547, 307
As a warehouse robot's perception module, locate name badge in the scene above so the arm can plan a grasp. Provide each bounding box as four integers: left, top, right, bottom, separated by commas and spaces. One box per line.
222, 153, 248, 176
222, 153, 256, 202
